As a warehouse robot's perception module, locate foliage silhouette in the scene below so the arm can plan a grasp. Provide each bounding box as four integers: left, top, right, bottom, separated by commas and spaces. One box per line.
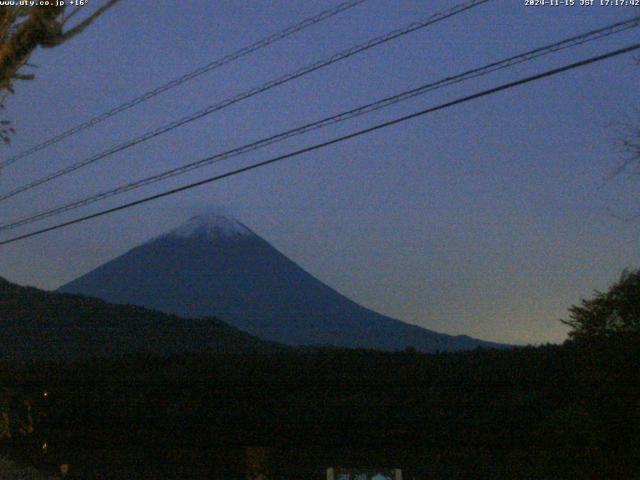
562, 269, 640, 340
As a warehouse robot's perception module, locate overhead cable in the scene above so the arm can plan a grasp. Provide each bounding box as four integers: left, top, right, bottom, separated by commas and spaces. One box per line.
0, 0, 368, 169
1, 42, 637, 246
1, 16, 637, 232
0, 0, 491, 201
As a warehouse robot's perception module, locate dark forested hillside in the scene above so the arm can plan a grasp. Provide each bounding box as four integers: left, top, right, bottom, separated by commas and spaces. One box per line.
0, 276, 280, 363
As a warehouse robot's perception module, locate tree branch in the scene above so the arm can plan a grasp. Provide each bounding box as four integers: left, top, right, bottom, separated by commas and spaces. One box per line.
48, 0, 120, 46
0, 5, 63, 81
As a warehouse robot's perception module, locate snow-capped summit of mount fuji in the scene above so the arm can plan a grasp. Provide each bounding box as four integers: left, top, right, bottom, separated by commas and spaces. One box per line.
166, 213, 253, 240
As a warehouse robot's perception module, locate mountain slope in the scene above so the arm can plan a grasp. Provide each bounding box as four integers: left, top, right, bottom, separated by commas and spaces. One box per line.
59, 214, 506, 352
0, 276, 279, 363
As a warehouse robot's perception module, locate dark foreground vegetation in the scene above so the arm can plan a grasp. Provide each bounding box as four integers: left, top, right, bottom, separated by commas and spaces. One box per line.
1, 271, 639, 478
1, 334, 638, 479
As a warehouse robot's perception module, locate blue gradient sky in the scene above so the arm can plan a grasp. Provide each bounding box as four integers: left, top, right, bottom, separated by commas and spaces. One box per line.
1, 0, 639, 345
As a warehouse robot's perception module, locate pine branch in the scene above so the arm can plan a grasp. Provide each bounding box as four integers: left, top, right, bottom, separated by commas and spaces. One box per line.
48, 0, 120, 46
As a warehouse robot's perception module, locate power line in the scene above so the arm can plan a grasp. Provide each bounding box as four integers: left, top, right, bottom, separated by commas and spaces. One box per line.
1, 16, 637, 232
0, 0, 367, 169
1, 42, 637, 247
0, 0, 491, 202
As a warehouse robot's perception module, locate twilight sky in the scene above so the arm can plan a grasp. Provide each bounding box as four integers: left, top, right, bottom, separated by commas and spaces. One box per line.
1, 0, 639, 345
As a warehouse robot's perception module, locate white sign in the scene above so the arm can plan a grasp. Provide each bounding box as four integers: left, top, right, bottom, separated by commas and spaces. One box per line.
327, 467, 402, 480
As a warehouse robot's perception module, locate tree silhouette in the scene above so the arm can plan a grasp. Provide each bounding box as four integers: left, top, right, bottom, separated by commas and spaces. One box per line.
561, 269, 640, 340
0, 1, 119, 143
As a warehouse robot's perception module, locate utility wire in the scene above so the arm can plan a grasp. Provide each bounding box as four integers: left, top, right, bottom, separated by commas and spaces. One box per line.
1, 16, 638, 232
0, 0, 367, 169
0, 0, 491, 201
1, 43, 637, 247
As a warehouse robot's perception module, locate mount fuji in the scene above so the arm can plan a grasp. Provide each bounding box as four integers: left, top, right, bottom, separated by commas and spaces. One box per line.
59, 214, 505, 352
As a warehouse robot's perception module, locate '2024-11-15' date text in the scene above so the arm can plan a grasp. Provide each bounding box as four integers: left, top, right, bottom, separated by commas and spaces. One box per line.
525, 0, 640, 6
